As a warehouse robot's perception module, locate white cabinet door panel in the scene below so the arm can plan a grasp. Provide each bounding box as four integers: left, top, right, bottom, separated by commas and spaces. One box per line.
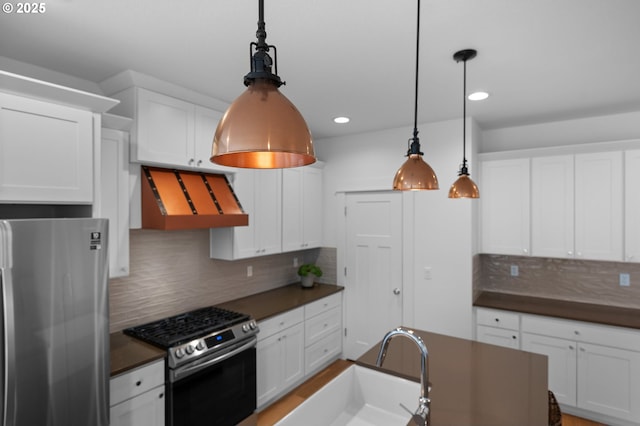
0, 93, 93, 203
531, 155, 574, 258
625, 149, 640, 262
477, 325, 519, 349
577, 342, 640, 422
522, 333, 577, 406
574, 152, 623, 261
480, 158, 530, 255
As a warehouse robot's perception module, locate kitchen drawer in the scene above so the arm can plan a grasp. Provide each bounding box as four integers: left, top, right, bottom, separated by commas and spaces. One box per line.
476, 307, 520, 331
110, 359, 165, 406
305, 293, 342, 319
305, 306, 341, 346
258, 307, 304, 341
521, 314, 640, 352
304, 329, 342, 376
477, 325, 520, 350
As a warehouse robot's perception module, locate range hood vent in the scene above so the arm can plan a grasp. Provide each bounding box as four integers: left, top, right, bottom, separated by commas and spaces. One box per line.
141, 166, 248, 230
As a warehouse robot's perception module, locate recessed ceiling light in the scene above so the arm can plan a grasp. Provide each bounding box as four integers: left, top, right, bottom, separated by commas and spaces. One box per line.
333, 116, 350, 124
468, 92, 489, 101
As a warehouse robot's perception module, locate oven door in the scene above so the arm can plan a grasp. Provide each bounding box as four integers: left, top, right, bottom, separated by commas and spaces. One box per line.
167, 337, 257, 426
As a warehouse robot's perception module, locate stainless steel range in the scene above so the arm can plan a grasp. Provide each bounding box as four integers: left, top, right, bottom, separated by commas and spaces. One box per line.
124, 306, 259, 426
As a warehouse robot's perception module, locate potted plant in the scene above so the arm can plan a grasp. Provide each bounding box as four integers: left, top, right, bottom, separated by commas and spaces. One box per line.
297, 264, 322, 288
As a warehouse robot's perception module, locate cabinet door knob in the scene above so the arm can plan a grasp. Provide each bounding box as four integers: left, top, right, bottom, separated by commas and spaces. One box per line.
136, 380, 142, 386
188, 158, 195, 165
197, 160, 202, 166
569, 345, 574, 350
393, 288, 401, 295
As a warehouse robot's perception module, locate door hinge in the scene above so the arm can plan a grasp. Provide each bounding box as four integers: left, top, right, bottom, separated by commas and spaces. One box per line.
344, 266, 347, 276
344, 328, 347, 337
344, 206, 347, 216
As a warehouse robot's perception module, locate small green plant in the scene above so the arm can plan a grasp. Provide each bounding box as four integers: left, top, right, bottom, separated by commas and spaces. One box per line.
297, 264, 322, 277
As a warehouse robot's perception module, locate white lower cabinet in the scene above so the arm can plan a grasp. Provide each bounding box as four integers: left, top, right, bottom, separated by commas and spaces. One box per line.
256, 307, 305, 409
475, 308, 520, 349
110, 359, 165, 426
257, 293, 344, 410
304, 293, 343, 376
521, 314, 640, 424
521, 333, 577, 405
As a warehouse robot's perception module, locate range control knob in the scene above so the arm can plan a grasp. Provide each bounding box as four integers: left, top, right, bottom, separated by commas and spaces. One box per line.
249, 321, 257, 330
196, 341, 205, 351
242, 323, 250, 333
185, 344, 195, 355
175, 348, 185, 359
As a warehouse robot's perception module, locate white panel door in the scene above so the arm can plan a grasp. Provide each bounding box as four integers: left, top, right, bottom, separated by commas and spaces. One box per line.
521, 333, 577, 406
0, 92, 93, 203
344, 192, 402, 359
480, 158, 531, 255
193, 105, 223, 171
574, 151, 623, 261
577, 342, 640, 422
625, 150, 640, 262
136, 88, 194, 166
531, 155, 574, 258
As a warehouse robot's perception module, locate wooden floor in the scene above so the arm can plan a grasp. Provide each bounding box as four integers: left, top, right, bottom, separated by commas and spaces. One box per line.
562, 414, 605, 426
257, 359, 604, 426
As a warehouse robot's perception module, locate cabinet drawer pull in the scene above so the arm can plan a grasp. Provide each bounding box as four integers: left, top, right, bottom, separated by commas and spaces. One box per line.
159, 393, 164, 399
569, 345, 574, 350
512, 335, 517, 340
494, 318, 500, 322
136, 380, 142, 386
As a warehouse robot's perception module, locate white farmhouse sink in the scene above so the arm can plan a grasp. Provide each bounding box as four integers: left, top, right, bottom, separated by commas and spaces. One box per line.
274, 365, 421, 426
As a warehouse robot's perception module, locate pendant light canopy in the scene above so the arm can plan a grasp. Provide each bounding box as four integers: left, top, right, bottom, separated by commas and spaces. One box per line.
392, 0, 439, 191
448, 49, 480, 199
211, 0, 315, 169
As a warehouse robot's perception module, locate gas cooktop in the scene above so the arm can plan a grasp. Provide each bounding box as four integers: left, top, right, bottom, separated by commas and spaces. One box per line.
123, 306, 250, 349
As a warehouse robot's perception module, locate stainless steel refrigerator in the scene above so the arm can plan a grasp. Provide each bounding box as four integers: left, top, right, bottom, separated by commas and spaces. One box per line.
0, 218, 109, 426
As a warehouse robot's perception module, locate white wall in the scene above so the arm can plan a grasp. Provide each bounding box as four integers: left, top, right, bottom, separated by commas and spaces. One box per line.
316, 118, 477, 339
481, 111, 640, 153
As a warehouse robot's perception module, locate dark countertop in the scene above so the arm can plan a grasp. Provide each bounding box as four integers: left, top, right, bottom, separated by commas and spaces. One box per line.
110, 282, 344, 376
356, 328, 548, 426
474, 291, 640, 330
216, 282, 344, 321
110, 332, 166, 377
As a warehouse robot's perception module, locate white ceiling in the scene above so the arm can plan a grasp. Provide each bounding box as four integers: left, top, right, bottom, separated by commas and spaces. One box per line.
2, 0, 639, 140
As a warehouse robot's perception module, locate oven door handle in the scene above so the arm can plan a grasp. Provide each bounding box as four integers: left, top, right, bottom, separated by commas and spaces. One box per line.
172, 336, 257, 382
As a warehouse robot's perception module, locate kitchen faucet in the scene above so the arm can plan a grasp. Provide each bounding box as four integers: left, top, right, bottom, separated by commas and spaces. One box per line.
376, 327, 430, 426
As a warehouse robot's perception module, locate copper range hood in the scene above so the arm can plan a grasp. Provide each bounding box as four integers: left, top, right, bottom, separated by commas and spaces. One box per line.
141, 166, 248, 230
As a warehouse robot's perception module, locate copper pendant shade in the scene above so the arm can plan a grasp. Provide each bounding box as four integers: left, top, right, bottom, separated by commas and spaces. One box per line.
392, 0, 439, 191
211, 0, 315, 169
448, 49, 479, 199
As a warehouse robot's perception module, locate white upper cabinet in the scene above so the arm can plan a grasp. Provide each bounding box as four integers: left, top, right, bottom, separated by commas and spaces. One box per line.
99, 128, 130, 278
112, 87, 226, 172
625, 150, 640, 262
480, 158, 531, 255
210, 169, 282, 259
282, 165, 323, 252
531, 155, 575, 258
0, 92, 94, 203
574, 151, 623, 261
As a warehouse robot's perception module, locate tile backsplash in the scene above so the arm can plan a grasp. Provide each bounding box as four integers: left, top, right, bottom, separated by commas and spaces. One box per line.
477, 254, 640, 309
109, 229, 337, 332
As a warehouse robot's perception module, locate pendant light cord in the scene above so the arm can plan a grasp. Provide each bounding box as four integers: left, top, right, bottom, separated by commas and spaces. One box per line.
412, 0, 420, 140
462, 56, 467, 170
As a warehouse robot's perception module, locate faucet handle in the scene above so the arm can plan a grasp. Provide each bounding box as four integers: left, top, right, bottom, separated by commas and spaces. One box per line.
399, 403, 427, 426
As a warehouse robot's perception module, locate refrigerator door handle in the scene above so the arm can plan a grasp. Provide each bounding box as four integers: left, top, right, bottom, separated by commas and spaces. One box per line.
1, 267, 17, 426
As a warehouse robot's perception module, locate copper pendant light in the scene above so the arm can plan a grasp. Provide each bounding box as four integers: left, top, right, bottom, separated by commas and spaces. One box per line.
392, 0, 439, 191
211, 0, 315, 169
448, 49, 480, 199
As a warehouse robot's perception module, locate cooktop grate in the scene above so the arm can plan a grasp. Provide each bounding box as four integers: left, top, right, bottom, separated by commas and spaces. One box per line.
124, 306, 249, 349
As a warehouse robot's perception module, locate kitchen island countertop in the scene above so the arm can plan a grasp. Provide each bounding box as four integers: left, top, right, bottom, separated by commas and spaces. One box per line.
356, 328, 548, 426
